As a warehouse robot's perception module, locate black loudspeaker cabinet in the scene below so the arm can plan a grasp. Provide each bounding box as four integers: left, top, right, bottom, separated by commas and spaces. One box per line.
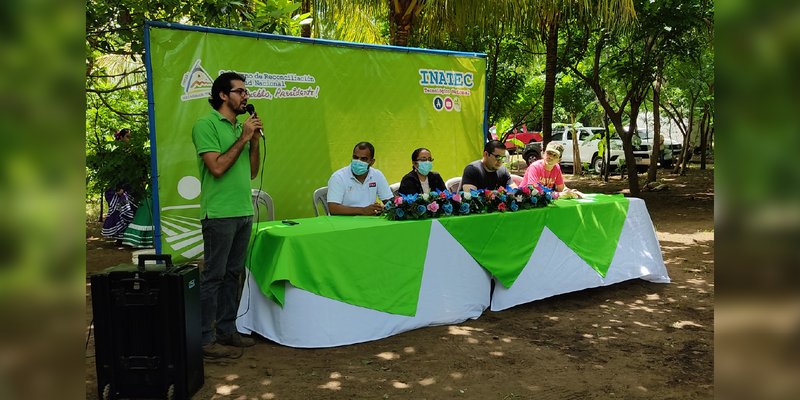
91, 254, 204, 399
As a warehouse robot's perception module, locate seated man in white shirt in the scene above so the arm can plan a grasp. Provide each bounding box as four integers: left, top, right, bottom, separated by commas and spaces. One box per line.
327, 141, 393, 216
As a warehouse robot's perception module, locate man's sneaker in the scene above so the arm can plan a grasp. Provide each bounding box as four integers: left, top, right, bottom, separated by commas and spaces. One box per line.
202, 342, 237, 359
217, 332, 255, 347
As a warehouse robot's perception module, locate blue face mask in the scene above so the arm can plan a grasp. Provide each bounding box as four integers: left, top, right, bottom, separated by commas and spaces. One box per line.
417, 161, 433, 176
350, 159, 369, 175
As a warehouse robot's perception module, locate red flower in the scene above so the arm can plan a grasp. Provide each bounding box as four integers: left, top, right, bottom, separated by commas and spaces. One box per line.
497, 202, 507, 212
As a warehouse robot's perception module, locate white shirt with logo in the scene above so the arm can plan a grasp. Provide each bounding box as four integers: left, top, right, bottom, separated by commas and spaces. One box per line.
327, 166, 393, 208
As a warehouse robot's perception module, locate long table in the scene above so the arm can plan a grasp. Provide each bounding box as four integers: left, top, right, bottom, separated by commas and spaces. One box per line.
236, 195, 669, 348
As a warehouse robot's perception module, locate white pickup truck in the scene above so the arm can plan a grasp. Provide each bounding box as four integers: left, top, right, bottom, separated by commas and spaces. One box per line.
523, 125, 643, 173
522, 125, 678, 173
632, 129, 683, 168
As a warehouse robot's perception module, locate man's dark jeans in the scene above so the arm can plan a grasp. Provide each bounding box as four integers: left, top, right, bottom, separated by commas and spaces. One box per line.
200, 216, 252, 346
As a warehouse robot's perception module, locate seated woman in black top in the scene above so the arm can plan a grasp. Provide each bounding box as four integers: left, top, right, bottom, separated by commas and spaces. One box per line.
398, 148, 446, 195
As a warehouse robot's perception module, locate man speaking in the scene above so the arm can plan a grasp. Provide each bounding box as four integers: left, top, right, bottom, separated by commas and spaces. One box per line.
192, 72, 262, 359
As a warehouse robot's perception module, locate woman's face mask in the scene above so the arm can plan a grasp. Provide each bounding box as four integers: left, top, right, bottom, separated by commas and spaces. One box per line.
350, 159, 369, 175
417, 161, 433, 176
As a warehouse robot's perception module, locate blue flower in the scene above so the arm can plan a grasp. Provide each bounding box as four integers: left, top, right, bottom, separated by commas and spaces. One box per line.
402, 193, 418, 204
499, 194, 507, 202
538, 183, 552, 194
531, 196, 538, 204
395, 208, 405, 218
459, 202, 470, 214
470, 189, 480, 199
442, 203, 453, 215
510, 201, 519, 211
545, 192, 552, 201
416, 204, 426, 214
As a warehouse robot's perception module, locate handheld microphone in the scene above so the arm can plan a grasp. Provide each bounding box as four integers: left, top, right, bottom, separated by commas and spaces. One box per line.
245, 104, 264, 138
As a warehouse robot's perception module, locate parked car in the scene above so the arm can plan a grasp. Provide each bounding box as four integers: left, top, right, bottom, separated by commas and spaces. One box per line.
489, 125, 542, 154
631, 129, 683, 168
522, 125, 632, 174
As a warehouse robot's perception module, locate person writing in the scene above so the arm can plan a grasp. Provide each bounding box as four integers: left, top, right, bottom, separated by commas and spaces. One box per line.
398, 147, 446, 195
192, 72, 262, 359
520, 142, 584, 198
327, 142, 393, 215
460, 140, 515, 192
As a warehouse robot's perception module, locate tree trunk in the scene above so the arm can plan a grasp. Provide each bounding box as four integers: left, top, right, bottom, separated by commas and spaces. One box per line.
571, 30, 639, 196
603, 114, 610, 182
584, 89, 640, 195
300, 0, 311, 38
627, 99, 643, 191
571, 113, 582, 176
541, 21, 558, 145
610, 118, 639, 196
389, 0, 422, 47
394, 24, 411, 46
487, 29, 503, 127
674, 94, 696, 175
648, 73, 661, 183
699, 105, 709, 169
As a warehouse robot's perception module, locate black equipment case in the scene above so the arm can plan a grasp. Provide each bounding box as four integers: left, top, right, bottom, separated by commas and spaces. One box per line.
91, 254, 204, 399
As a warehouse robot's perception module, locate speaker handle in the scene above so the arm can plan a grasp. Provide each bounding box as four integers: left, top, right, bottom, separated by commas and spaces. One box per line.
137, 254, 173, 272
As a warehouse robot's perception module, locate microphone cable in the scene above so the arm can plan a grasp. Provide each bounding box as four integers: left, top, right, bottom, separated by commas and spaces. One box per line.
238, 123, 267, 320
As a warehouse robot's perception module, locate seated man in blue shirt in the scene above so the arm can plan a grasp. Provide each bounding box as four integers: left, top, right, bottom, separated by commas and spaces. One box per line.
327, 141, 393, 216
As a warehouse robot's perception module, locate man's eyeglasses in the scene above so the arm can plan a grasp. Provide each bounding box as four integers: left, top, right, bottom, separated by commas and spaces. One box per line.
490, 153, 506, 161
229, 88, 250, 96
416, 158, 434, 162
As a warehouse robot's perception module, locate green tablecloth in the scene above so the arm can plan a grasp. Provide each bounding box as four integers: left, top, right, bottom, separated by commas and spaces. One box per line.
247, 194, 629, 316
248, 216, 432, 316
439, 193, 629, 287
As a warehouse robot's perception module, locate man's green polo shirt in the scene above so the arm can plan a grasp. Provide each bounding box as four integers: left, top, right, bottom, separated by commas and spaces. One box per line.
192, 109, 254, 219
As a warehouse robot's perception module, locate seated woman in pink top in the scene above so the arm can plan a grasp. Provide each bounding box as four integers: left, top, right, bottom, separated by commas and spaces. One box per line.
521, 142, 584, 199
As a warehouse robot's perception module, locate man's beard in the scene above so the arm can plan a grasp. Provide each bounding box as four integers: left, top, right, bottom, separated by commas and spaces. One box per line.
233, 103, 247, 115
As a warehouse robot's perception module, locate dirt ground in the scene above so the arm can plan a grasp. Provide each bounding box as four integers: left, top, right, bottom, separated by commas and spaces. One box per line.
85, 166, 714, 400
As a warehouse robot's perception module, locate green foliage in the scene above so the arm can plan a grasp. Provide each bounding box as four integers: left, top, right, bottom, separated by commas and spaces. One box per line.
86, 0, 305, 204
554, 72, 602, 126
85, 0, 715, 203
430, 27, 539, 129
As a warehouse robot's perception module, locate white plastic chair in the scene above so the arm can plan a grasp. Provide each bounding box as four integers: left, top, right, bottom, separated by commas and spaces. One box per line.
251, 189, 274, 221
389, 182, 400, 197
510, 174, 523, 187
312, 186, 329, 216
445, 177, 462, 193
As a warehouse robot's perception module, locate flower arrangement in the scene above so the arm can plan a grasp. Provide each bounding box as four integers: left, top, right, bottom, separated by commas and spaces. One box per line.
382, 183, 555, 221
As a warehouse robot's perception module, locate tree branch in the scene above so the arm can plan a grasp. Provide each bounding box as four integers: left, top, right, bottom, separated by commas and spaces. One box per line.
92, 92, 148, 119
86, 81, 146, 93
88, 66, 145, 79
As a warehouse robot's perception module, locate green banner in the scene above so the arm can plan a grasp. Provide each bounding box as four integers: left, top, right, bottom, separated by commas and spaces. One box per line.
145, 23, 486, 262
